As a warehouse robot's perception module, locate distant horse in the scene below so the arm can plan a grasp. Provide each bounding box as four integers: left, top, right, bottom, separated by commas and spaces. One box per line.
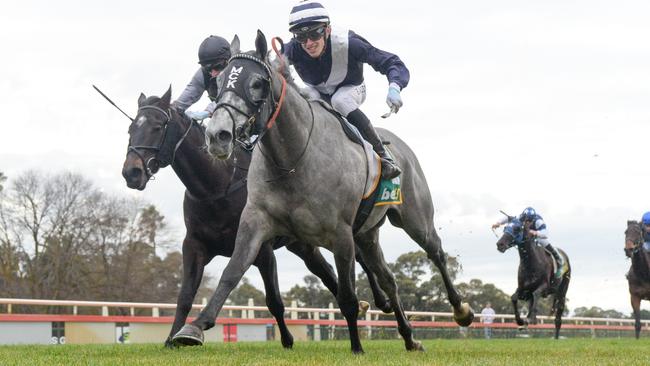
624, 220, 650, 339
173, 30, 473, 353
121, 87, 379, 348
496, 218, 570, 339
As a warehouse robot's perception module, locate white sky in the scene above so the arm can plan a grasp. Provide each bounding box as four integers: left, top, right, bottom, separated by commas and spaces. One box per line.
1, 0, 649, 314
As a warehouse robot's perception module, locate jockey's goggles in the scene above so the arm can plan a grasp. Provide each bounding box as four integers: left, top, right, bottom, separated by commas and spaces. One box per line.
293, 26, 326, 44
202, 61, 228, 73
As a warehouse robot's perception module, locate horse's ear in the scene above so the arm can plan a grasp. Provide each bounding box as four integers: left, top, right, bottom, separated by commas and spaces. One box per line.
255, 30, 268, 60
230, 35, 240, 55
628, 220, 638, 225
138, 93, 146, 107
160, 85, 172, 108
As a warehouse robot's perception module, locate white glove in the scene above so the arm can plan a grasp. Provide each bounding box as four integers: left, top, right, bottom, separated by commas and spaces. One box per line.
185, 110, 210, 120
386, 82, 403, 112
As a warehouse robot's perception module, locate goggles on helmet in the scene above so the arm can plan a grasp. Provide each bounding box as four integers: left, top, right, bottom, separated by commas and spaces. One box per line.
293, 25, 326, 44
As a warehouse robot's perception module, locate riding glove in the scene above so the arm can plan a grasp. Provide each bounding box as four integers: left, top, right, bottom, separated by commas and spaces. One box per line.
185, 110, 210, 120
386, 82, 403, 112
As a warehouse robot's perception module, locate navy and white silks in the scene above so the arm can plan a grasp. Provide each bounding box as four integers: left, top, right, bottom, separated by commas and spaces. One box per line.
284, 26, 410, 117
498, 214, 551, 247
173, 68, 220, 114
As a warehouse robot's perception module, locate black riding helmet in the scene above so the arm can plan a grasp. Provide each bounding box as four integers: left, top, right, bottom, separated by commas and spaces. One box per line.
198, 35, 231, 65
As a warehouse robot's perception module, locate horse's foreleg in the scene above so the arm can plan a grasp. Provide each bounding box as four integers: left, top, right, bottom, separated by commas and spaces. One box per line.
333, 234, 363, 354
255, 242, 293, 349
512, 291, 526, 327
165, 239, 206, 348
355, 247, 392, 313
172, 211, 270, 346
356, 234, 423, 352
528, 289, 542, 325
631, 294, 642, 339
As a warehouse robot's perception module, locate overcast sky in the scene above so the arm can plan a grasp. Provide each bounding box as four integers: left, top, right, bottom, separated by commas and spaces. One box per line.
1, 1, 650, 314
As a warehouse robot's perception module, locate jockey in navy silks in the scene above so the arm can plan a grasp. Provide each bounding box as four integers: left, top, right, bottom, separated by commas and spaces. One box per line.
283, 0, 409, 179
492, 207, 565, 278
173, 35, 231, 120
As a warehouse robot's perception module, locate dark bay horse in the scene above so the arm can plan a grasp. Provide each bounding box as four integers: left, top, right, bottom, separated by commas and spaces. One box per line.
121, 87, 380, 348
496, 218, 570, 339
175, 30, 473, 353
624, 220, 650, 338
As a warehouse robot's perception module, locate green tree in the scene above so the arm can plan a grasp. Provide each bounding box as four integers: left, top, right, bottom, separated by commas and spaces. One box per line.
574, 306, 626, 318
226, 277, 266, 306
456, 279, 511, 314
283, 275, 336, 308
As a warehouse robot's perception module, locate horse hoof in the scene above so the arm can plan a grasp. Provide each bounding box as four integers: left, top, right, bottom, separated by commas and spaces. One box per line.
172, 324, 204, 346
358, 301, 370, 318
453, 302, 474, 327
407, 340, 425, 352
281, 334, 294, 349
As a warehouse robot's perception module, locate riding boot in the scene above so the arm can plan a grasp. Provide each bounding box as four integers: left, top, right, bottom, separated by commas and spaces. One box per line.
546, 244, 564, 278
346, 109, 402, 179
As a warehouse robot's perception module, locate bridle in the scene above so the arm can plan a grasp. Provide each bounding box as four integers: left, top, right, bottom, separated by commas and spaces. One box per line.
625, 221, 644, 257
128, 105, 193, 178
211, 41, 314, 182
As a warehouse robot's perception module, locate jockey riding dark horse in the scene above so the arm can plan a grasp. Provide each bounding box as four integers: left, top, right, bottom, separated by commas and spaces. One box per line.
625, 212, 650, 339
493, 207, 565, 278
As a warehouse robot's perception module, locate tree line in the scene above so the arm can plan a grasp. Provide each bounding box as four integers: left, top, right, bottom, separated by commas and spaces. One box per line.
0, 170, 640, 319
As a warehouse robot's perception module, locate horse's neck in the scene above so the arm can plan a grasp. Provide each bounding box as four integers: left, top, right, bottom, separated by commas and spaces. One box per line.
259, 85, 314, 168
632, 249, 650, 279
171, 121, 235, 198
518, 240, 544, 269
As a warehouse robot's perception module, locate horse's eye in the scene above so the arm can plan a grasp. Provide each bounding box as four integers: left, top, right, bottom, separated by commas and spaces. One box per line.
252, 79, 262, 89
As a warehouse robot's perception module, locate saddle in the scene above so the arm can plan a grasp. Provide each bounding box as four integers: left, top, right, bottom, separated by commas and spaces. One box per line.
310, 100, 397, 234
543, 247, 568, 280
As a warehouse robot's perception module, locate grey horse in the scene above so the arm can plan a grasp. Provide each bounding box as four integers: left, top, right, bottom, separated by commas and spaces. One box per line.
173, 30, 473, 353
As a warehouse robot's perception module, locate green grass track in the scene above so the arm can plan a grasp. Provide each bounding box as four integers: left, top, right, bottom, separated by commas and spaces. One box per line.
1, 338, 649, 366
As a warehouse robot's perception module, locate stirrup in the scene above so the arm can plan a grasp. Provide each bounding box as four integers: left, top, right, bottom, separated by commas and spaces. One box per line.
381, 159, 401, 179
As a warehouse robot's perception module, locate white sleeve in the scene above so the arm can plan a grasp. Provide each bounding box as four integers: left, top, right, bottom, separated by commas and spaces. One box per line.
534, 218, 548, 238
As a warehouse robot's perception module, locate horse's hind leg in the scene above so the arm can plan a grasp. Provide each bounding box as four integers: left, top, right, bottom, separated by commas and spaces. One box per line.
355, 248, 392, 313
254, 242, 293, 348
286, 242, 339, 296
554, 277, 570, 339
165, 238, 207, 347
631, 294, 642, 339
399, 214, 473, 325
356, 228, 423, 351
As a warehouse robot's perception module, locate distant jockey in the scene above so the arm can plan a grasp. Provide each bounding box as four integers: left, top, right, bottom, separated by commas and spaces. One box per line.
492, 207, 565, 278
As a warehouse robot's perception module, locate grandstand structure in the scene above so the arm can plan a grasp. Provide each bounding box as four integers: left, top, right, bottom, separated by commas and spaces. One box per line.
0, 298, 648, 344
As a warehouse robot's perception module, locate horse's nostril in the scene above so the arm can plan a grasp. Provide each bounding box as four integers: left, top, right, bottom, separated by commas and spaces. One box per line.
129, 167, 142, 180
217, 130, 232, 142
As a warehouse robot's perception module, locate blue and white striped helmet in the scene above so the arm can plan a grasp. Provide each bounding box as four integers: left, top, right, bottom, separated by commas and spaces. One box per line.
289, 1, 330, 32
520, 207, 537, 221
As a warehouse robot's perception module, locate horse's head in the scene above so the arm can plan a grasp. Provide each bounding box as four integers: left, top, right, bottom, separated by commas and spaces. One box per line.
122, 86, 180, 190
496, 218, 525, 253
625, 220, 644, 258
205, 30, 281, 160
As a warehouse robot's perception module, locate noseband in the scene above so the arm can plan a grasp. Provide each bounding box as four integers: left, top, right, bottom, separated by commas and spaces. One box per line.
128, 105, 193, 178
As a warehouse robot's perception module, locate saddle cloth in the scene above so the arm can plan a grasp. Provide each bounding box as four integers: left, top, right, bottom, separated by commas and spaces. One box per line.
544, 247, 569, 278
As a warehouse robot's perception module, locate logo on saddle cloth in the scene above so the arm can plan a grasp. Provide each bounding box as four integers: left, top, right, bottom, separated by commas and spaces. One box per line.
375, 176, 402, 206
